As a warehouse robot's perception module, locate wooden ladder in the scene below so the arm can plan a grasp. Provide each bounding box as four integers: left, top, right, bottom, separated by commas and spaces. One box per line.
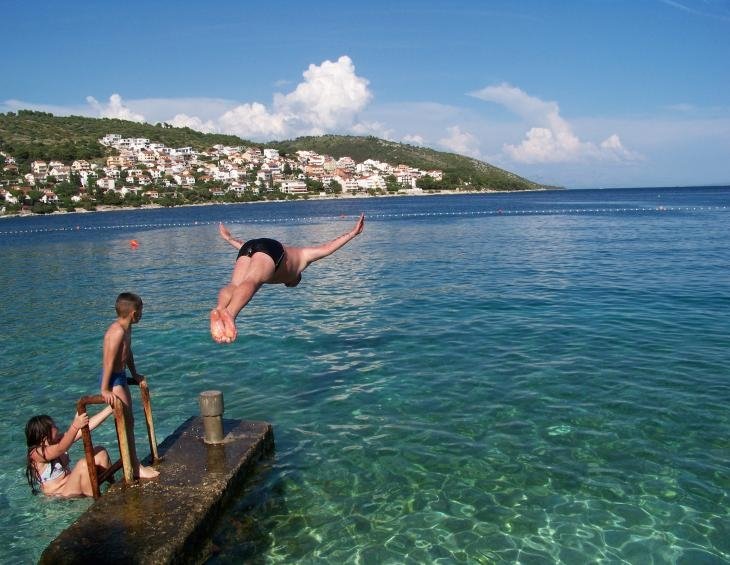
76, 379, 160, 498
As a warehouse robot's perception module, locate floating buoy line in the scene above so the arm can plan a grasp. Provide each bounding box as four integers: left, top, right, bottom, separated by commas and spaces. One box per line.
0, 205, 727, 236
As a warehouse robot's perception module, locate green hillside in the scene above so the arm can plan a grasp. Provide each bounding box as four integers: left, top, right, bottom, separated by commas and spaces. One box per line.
273, 135, 545, 191
0, 110, 251, 163
0, 110, 548, 191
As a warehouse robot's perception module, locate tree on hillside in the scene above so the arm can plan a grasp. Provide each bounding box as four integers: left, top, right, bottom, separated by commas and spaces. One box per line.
416, 175, 439, 191
329, 179, 342, 194
385, 174, 399, 192
53, 180, 79, 199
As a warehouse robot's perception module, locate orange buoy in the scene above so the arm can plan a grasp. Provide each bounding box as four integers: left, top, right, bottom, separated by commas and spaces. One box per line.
130, 239, 139, 249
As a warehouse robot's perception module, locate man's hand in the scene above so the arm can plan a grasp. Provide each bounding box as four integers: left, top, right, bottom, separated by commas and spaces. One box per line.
352, 213, 365, 236
219, 222, 233, 242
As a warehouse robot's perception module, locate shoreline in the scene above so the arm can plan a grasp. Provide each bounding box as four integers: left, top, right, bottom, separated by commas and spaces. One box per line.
0, 188, 548, 220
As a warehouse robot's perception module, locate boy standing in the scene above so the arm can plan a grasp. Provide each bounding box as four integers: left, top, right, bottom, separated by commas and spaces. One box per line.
100, 292, 159, 479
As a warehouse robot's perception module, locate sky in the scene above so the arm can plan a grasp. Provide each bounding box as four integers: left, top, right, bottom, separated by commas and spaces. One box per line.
1, 0, 729, 189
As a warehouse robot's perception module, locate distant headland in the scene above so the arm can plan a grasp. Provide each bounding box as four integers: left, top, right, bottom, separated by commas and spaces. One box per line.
0, 111, 555, 216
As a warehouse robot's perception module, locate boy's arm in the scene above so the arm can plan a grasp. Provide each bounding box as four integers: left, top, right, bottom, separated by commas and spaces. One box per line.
127, 348, 145, 384
100, 324, 124, 406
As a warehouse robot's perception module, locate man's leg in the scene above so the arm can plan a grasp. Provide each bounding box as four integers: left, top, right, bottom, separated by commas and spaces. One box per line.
211, 256, 252, 343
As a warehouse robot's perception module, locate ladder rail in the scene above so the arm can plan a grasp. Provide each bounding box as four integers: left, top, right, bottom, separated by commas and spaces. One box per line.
76, 379, 159, 499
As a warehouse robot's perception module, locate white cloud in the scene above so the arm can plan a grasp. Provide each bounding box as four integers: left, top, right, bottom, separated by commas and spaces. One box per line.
1, 56, 373, 142
438, 126, 481, 158
664, 103, 696, 113
168, 113, 218, 133
659, 0, 730, 22
402, 134, 425, 145
273, 55, 372, 132
351, 120, 394, 140
217, 55, 373, 139
218, 102, 288, 138
85, 94, 145, 122
470, 83, 639, 163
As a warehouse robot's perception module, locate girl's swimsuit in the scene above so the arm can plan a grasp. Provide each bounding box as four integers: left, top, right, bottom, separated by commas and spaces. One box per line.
237, 238, 285, 270
39, 459, 66, 483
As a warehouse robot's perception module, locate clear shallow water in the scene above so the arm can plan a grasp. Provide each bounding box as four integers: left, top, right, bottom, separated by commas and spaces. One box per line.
1, 187, 729, 563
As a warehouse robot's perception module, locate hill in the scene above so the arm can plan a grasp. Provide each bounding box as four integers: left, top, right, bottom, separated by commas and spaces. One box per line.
0, 110, 250, 163
0, 111, 548, 191
273, 135, 546, 191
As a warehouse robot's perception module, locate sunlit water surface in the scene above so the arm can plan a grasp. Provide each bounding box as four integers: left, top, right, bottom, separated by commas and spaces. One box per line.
1, 187, 729, 563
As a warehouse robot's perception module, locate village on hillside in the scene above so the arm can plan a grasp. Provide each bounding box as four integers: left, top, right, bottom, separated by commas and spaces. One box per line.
0, 135, 444, 214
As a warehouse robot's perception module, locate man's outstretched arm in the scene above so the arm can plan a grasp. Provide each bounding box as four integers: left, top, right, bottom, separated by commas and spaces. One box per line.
219, 223, 244, 250
302, 213, 365, 264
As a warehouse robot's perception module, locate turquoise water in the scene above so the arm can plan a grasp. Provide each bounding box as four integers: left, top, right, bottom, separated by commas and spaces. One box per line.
1, 187, 729, 563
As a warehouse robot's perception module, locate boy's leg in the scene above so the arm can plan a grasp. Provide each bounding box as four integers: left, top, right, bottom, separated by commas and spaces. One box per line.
112, 385, 139, 470
113, 385, 159, 479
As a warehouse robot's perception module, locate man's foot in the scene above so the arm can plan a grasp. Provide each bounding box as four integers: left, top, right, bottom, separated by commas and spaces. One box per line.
136, 464, 160, 479
210, 309, 228, 343
220, 308, 238, 343
210, 308, 238, 343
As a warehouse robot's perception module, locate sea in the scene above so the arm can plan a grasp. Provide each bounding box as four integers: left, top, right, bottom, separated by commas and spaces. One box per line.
0, 186, 728, 564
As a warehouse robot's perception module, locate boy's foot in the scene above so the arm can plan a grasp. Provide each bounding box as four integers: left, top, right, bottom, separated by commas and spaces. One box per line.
136, 465, 160, 479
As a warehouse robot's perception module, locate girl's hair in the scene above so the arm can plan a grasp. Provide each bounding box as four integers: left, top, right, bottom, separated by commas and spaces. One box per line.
25, 415, 55, 495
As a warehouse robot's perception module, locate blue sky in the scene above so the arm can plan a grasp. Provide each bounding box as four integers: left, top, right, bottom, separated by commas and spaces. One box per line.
2, 0, 729, 188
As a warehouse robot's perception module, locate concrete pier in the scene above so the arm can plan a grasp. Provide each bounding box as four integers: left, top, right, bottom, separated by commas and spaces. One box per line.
40, 417, 274, 564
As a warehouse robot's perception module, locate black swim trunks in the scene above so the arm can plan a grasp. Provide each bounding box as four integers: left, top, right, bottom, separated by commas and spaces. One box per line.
237, 238, 285, 271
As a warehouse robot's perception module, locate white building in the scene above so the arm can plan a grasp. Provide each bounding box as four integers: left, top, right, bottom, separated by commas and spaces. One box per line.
173, 172, 195, 186
356, 174, 386, 191
30, 161, 48, 176
96, 178, 116, 191
71, 160, 91, 172
333, 176, 359, 193
40, 190, 59, 204
99, 134, 122, 146
279, 180, 308, 194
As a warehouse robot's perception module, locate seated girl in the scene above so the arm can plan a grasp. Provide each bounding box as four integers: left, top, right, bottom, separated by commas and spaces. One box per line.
25, 406, 114, 497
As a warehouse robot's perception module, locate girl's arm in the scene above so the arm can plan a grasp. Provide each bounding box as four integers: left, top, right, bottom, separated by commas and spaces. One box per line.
36, 412, 88, 462
72, 406, 114, 442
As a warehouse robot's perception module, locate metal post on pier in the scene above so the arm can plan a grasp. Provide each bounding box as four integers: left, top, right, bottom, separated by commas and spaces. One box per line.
199, 390, 224, 443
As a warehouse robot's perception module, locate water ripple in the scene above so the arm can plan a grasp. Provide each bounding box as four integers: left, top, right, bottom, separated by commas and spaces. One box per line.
2, 190, 730, 562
